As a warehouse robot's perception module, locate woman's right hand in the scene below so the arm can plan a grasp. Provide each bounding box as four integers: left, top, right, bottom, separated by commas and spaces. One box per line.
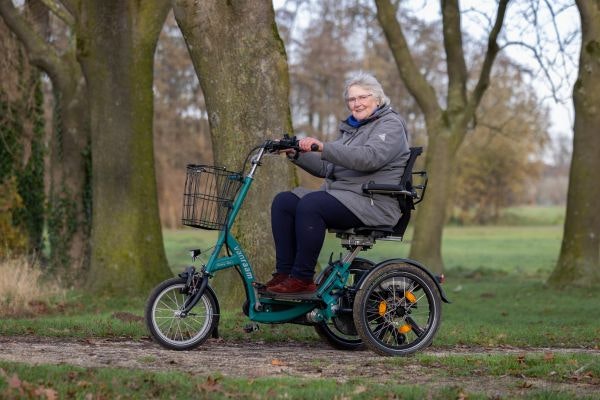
298, 137, 323, 152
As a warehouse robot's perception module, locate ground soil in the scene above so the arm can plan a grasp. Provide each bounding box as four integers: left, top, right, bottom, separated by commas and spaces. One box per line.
0, 335, 598, 398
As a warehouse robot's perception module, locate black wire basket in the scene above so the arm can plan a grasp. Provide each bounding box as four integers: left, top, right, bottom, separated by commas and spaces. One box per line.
181, 165, 243, 230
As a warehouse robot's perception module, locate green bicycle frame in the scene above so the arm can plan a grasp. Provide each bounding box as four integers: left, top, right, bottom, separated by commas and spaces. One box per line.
199, 147, 361, 324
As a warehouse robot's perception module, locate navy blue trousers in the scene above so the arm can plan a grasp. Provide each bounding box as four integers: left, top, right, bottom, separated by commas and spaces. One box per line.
270, 191, 362, 280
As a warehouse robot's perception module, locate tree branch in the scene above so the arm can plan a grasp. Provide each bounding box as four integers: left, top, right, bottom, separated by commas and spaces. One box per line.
39, 0, 74, 26
57, 0, 77, 19
374, 0, 441, 119
0, 0, 69, 87
463, 0, 510, 126
442, 0, 468, 110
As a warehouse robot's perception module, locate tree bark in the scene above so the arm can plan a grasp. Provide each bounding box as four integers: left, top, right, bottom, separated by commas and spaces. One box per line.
172, 0, 295, 305
375, 0, 508, 272
77, 0, 172, 293
548, 1, 600, 287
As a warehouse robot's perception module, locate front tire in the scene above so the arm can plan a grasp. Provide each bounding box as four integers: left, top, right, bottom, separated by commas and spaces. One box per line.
145, 277, 218, 350
353, 263, 442, 356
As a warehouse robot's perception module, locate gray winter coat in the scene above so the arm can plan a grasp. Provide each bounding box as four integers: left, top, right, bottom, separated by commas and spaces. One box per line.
291, 105, 410, 226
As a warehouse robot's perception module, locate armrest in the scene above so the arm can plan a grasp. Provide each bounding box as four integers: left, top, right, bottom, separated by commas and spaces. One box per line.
362, 182, 415, 198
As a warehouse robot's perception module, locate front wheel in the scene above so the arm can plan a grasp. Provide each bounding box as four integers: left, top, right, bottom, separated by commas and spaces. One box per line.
353, 263, 442, 356
145, 277, 218, 350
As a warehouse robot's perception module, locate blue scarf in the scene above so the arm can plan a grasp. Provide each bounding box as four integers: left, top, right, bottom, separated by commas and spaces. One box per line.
346, 115, 366, 128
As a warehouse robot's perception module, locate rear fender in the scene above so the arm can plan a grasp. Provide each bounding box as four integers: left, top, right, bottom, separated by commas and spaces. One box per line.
357, 258, 451, 303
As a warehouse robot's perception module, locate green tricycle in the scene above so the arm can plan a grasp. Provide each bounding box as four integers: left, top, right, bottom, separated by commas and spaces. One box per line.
144, 135, 450, 356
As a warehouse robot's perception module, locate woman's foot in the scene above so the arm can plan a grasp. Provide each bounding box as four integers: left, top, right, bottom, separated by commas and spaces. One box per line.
265, 273, 289, 289
268, 277, 316, 294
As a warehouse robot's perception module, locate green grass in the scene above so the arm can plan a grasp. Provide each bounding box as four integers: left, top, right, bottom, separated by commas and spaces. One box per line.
2, 359, 595, 400
164, 225, 563, 275
0, 361, 431, 399
498, 205, 565, 226
2, 273, 598, 349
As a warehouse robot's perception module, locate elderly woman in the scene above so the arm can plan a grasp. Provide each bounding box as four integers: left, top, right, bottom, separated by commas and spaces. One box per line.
267, 71, 410, 294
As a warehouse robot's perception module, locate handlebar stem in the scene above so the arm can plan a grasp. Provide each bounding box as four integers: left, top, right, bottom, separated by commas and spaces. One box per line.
248, 147, 266, 179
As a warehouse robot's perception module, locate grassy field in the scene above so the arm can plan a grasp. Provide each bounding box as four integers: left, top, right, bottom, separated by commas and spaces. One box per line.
3, 205, 599, 399
164, 225, 563, 275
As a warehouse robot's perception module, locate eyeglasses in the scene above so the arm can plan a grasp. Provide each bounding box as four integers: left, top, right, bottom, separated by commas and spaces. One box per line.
346, 94, 372, 105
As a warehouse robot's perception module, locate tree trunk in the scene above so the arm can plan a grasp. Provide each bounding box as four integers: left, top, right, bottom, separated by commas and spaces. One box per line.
409, 127, 460, 273
78, 0, 172, 294
47, 76, 91, 283
172, 0, 295, 306
548, 1, 600, 287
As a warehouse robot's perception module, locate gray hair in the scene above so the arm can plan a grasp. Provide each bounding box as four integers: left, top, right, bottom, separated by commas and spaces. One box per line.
343, 71, 390, 109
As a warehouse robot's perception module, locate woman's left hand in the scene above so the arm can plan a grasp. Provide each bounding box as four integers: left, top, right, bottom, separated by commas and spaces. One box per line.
298, 137, 323, 152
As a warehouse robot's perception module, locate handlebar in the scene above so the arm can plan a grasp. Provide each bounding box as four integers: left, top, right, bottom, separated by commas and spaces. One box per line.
263, 134, 320, 154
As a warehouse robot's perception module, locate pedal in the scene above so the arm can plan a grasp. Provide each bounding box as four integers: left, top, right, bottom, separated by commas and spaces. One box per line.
253, 282, 268, 293
243, 323, 259, 333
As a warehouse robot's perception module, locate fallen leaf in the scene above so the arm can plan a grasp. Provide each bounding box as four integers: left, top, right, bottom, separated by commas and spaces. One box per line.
271, 359, 286, 366
353, 385, 367, 394
520, 380, 533, 389
198, 376, 222, 392
8, 373, 22, 389
34, 387, 58, 400
543, 352, 554, 361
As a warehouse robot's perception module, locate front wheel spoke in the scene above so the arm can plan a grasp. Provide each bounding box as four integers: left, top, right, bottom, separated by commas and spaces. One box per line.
156, 317, 174, 331
186, 315, 206, 327
181, 318, 199, 337
165, 316, 177, 338
165, 291, 180, 308
158, 299, 176, 312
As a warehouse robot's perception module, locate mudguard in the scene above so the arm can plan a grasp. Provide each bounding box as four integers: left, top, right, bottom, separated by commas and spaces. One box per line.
357, 258, 451, 303
180, 270, 221, 338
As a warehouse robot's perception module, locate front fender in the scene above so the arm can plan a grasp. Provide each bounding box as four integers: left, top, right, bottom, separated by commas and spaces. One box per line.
205, 285, 221, 338
357, 258, 451, 303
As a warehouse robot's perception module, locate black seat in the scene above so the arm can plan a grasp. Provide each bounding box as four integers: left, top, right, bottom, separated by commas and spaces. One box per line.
330, 147, 427, 246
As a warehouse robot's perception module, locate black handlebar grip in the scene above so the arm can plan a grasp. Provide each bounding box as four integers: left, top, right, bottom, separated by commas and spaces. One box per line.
310, 143, 319, 152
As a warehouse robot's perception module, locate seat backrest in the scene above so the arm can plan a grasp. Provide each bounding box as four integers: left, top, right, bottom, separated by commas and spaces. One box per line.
392, 146, 423, 237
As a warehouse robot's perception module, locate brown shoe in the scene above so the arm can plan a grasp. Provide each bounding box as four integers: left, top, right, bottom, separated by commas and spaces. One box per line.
268, 277, 316, 294
265, 273, 289, 288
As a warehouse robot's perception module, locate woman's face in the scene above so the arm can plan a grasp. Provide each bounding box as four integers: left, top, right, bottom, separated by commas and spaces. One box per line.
346, 85, 379, 121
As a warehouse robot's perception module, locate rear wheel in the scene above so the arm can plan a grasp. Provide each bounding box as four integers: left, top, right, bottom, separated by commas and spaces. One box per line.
145, 277, 218, 350
353, 263, 442, 356
314, 258, 373, 350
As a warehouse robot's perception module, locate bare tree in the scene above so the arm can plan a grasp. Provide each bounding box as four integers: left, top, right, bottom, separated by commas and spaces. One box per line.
375, 0, 509, 272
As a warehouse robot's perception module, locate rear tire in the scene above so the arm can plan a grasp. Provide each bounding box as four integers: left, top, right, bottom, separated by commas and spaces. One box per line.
145, 277, 218, 350
353, 263, 442, 356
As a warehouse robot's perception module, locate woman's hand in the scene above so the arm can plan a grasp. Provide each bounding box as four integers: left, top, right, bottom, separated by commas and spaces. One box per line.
298, 137, 323, 152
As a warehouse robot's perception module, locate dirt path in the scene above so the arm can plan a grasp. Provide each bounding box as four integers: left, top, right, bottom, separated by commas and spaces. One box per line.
1, 336, 598, 397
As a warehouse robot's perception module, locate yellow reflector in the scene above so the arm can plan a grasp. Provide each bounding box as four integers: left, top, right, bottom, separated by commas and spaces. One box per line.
378, 301, 387, 316
405, 291, 417, 303
398, 324, 412, 334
